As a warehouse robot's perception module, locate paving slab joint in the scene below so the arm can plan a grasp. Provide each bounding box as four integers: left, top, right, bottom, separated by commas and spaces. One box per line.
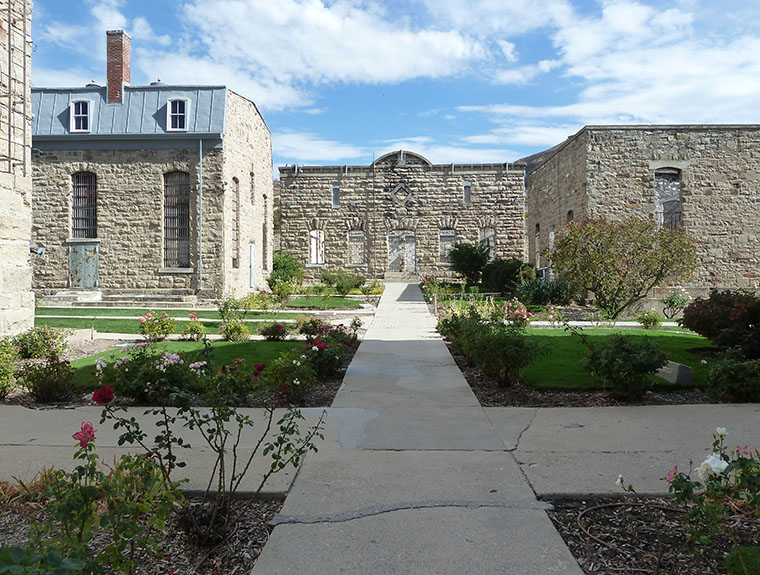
270, 499, 554, 526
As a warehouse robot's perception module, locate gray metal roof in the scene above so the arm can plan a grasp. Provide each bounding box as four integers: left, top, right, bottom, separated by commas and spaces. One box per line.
31, 85, 227, 138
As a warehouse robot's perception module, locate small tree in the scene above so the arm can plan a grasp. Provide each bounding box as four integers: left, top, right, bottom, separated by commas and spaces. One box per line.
267, 251, 305, 288
448, 242, 491, 285
549, 217, 697, 319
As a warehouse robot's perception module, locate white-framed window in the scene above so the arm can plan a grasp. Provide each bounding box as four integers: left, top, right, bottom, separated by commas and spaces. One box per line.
309, 229, 325, 265
463, 181, 472, 205
332, 184, 340, 208
439, 229, 456, 263
167, 98, 189, 131
479, 227, 495, 261
69, 100, 90, 132
348, 231, 365, 264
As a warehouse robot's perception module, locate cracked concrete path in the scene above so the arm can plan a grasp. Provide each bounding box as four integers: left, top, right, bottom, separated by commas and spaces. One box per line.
252, 283, 583, 575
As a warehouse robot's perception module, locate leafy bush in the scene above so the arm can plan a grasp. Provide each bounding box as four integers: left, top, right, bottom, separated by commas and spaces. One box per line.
705, 351, 760, 402
296, 315, 322, 336
268, 252, 305, 289
550, 217, 697, 319
321, 269, 365, 296
217, 293, 240, 323
662, 287, 692, 319
580, 333, 668, 400
517, 277, 573, 306
257, 323, 289, 341
0, 547, 86, 573
502, 298, 533, 328
18, 359, 77, 403
13, 326, 68, 360
138, 311, 176, 342
448, 242, 491, 285
271, 281, 295, 304
95, 343, 201, 403
725, 547, 760, 575
181, 312, 206, 341
267, 350, 317, 405
238, 292, 271, 314
219, 319, 250, 342
681, 290, 760, 359
482, 258, 534, 294
0, 338, 19, 400
638, 310, 662, 330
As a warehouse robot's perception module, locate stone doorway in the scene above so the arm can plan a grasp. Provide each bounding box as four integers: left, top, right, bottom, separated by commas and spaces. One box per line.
387, 230, 416, 272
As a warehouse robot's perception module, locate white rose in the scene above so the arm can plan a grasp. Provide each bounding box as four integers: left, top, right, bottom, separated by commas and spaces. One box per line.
715, 427, 727, 437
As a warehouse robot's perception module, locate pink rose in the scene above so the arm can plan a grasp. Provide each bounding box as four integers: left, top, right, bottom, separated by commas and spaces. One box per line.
72, 421, 97, 448
665, 465, 678, 483
139, 317, 146, 323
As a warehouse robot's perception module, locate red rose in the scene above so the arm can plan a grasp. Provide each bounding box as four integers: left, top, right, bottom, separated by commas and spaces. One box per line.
254, 363, 266, 375
92, 385, 114, 404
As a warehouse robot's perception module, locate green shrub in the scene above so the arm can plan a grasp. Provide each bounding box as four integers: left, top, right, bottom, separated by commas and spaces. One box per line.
725, 546, 760, 575
321, 269, 364, 296
238, 292, 272, 314
268, 252, 305, 288
517, 277, 573, 306
18, 359, 77, 403
448, 242, 491, 285
581, 333, 668, 400
267, 350, 317, 405
220, 319, 250, 342
217, 293, 240, 323
482, 258, 534, 294
96, 343, 202, 403
181, 312, 206, 341
706, 351, 760, 402
137, 311, 176, 342
257, 323, 289, 341
662, 287, 692, 319
271, 281, 295, 304
296, 315, 322, 336
0, 338, 19, 400
638, 310, 662, 330
13, 326, 68, 360
0, 547, 86, 573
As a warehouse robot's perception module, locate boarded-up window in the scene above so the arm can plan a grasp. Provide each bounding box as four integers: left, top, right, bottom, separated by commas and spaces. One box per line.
439, 229, 456, 263
164, 171, 191, 268
655, 169, 682, 231
348, 231, 365, 264
478, 227, 495, 261
72, 172, 97, 238
231, 177, 240, 268
309, 229, 325, 264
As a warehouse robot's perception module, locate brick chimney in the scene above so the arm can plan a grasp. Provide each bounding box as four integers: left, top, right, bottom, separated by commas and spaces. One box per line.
106, 30, 131, 103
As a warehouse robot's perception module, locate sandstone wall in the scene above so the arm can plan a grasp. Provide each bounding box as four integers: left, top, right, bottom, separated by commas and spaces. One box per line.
32, 147, 228, 297
0, 0, 33, 334
527, 126, 760, 291
220, 91, 272, 294
279, 152, 526, 279
526, 132, 588, 268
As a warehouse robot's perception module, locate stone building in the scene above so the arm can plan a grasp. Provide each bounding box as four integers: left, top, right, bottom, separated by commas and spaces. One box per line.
526, 125, 760, 292
31, 30, 273, 300
0, 0, 33, 334
278, 150, 527, 279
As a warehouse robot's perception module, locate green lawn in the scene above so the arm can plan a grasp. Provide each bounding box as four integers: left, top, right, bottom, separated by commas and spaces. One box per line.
36, 307, 301, 320
521, 328, 715, 390
70, 340, 302, 391
286, 296, 362, 309
35, 317, 288, 335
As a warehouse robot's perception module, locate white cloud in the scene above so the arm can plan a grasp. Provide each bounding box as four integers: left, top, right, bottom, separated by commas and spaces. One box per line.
273, 131, 368, 162
463, 125, 581, 147
131, 17, 171, 46
31, 66, 98, 88
378, 136, 517, 164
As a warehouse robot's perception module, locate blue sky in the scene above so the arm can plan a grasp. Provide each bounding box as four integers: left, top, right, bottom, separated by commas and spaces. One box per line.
31, 0, 760, 171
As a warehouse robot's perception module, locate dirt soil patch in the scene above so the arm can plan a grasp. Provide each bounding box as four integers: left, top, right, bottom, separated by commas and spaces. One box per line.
547, 496, 759, 574
447, 342, 712, 407
0, 494, 282, 574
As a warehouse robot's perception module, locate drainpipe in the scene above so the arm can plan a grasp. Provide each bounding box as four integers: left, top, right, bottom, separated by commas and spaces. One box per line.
199, 139, 204, 293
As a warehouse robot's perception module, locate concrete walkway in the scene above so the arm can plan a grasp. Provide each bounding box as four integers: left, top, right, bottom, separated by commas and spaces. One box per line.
252, 282, 583, 575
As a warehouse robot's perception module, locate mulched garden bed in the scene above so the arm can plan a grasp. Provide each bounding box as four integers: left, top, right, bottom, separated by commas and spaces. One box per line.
547, 495, 759, 574
447, 342, 713, 408
0, 494, 283, 574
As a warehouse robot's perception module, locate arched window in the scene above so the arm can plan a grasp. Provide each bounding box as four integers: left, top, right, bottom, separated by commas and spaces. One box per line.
566, 210, 574, 223
72, 172, 97, 238
439, 229, 456, 263
654, 168, 682, 230
231, 177, 240, 268
479, 227, 495, 261
309, 229, 325, 264
164, 171, 191, 268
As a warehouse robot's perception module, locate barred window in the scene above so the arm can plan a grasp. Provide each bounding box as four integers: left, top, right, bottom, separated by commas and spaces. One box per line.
439, 229, 456, 263
71, 172, 97, 238
348, 231, 365, 264
654, 169, 682, 231
164, 171, 191, 268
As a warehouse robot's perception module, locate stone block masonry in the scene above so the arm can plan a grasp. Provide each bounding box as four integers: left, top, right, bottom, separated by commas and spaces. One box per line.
0, 0, 34, 334
279, 151, 527, 279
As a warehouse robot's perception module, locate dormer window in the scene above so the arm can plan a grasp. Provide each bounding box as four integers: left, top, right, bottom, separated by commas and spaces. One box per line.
167, 99, 189, 131
70, 100, 90, 132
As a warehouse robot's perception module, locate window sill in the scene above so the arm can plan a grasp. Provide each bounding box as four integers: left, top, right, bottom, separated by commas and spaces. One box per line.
305, 264, 327, 269
158, 267, 194, 275
65, 238, 100, 244
436, 262, 452, 267
345, 263, 368, 268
